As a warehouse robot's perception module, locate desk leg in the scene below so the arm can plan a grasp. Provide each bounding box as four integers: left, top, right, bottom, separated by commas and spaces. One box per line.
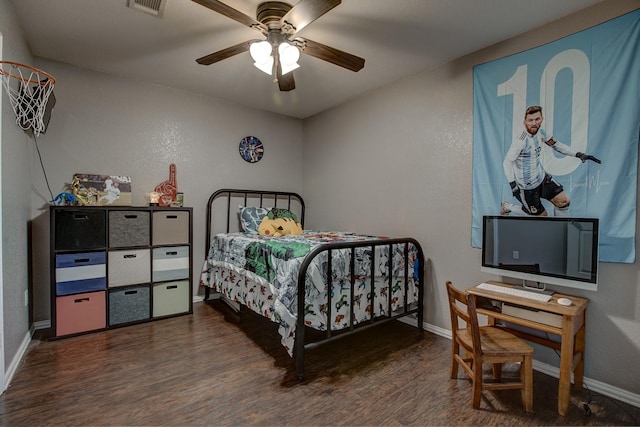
574, 313, 586, 390
558, 316, 575, 416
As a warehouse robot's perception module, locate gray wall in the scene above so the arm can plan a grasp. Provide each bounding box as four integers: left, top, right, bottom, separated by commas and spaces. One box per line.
0, 0, 35, 378
303, 0, 640, 397
0, 0, 638, 404
28, 59, 304, 325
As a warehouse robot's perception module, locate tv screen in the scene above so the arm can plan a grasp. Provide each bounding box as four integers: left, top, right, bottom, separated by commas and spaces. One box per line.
481, 216, 599, 291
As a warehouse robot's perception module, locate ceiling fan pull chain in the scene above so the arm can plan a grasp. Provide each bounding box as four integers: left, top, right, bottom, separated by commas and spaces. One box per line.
272, 55, 279, 83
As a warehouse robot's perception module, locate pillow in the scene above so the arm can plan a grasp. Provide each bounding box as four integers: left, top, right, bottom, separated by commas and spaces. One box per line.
239, 206, 269, 234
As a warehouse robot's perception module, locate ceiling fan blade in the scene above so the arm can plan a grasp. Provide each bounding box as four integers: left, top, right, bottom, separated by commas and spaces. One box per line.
276, 63, 295, 91
196, 40, 256, 65
191, 0, 267, 32
281, 0, 341, 34
296, 38, 365, 72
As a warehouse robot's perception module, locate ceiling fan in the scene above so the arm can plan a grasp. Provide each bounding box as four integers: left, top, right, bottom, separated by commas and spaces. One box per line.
191, 0, 365, 91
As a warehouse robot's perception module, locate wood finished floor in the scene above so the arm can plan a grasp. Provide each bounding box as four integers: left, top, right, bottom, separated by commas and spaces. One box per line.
0, 300, 638, 426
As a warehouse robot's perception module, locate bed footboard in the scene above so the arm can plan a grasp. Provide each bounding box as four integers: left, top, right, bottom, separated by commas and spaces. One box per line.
295, 237, 424, 380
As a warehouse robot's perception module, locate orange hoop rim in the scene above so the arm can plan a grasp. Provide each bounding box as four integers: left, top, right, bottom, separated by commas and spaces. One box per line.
0, 60, 56, 86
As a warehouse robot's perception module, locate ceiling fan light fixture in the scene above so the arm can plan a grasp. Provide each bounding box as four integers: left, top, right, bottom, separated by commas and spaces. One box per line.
193, 0, 365, 91
250, 41, 274, 74
278, 42, 300, 75
253, 58, 274, 75
280, 62, 299, 75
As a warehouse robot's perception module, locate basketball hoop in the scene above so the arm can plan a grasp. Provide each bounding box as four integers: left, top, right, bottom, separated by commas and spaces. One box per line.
0, 61, 56, 137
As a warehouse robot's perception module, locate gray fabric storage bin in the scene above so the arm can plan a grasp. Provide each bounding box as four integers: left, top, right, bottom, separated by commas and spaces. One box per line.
109, 210, 150, 247
109, 285, 151, 325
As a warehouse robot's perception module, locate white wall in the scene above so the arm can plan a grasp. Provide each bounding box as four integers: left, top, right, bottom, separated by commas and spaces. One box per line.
29, 60, 304, 322
302, 0, 640, 398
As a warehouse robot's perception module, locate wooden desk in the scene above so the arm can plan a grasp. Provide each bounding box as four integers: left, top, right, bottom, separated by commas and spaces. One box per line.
467, 281, 589, 416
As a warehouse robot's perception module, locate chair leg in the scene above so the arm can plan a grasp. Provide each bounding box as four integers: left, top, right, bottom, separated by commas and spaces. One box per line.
521, 355, 533, 412
471, 358, 483, 409
450, 341, 459, 379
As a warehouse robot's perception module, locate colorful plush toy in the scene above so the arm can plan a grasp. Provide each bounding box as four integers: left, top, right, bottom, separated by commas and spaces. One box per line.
258, 216, 303, 236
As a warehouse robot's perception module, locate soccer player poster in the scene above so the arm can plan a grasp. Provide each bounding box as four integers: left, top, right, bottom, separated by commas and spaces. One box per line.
471, 9, 640, 263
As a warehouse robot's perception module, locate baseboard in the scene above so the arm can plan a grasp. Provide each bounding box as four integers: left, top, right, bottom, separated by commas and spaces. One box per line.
3, 329, 32, 392
423, 321, 640, 409
424, 322, 452, 339
532, 359, 640, 408
397, 314, 419, 328
33, 320, 51, 330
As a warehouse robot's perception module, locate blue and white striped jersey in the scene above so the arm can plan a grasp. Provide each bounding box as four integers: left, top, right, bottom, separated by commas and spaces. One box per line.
503, 130, 575, 190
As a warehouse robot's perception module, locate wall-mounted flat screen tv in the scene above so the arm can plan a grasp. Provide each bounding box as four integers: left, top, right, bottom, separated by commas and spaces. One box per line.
481, 215, 599, 291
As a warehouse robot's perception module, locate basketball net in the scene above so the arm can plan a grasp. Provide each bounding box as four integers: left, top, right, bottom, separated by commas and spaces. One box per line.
0, 61, 56, 137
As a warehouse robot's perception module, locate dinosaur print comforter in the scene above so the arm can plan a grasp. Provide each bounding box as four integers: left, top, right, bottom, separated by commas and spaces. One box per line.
200, 231, 420, 355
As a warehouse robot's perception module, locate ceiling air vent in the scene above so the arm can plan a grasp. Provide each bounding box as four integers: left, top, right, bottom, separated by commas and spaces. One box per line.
127, 0, 166, 18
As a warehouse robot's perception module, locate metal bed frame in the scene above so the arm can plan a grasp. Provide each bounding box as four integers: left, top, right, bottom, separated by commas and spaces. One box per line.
203, 188, 424, 379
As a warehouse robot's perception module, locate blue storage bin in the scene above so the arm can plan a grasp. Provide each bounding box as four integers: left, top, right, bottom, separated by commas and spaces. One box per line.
55, 251, 107, 296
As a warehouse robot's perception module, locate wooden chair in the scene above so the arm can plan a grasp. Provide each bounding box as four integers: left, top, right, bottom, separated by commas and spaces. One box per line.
446, 281, 534, 412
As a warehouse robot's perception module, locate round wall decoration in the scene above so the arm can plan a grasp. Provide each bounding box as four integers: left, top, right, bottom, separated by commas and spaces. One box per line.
239, 136, 264, 163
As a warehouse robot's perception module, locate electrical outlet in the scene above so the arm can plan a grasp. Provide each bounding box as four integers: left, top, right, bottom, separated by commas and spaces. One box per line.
513, 250, 519, 259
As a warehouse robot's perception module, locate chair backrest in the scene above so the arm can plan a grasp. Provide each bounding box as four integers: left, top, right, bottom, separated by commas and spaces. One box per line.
446, 281, 482, 355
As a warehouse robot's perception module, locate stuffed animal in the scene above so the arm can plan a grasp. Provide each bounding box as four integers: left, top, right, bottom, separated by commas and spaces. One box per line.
258, 216, 303, 236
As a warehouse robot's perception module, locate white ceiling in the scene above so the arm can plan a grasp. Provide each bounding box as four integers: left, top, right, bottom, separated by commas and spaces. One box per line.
9, 0, 604, 119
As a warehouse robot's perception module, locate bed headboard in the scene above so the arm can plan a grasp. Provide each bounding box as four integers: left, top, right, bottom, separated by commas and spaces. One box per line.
205, 188, 305, 253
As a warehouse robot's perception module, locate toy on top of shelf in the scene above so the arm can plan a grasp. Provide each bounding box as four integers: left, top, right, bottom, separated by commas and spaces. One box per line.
50, 192, 77, 206
50, 176, 84, 206
154, 163, 177, 206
